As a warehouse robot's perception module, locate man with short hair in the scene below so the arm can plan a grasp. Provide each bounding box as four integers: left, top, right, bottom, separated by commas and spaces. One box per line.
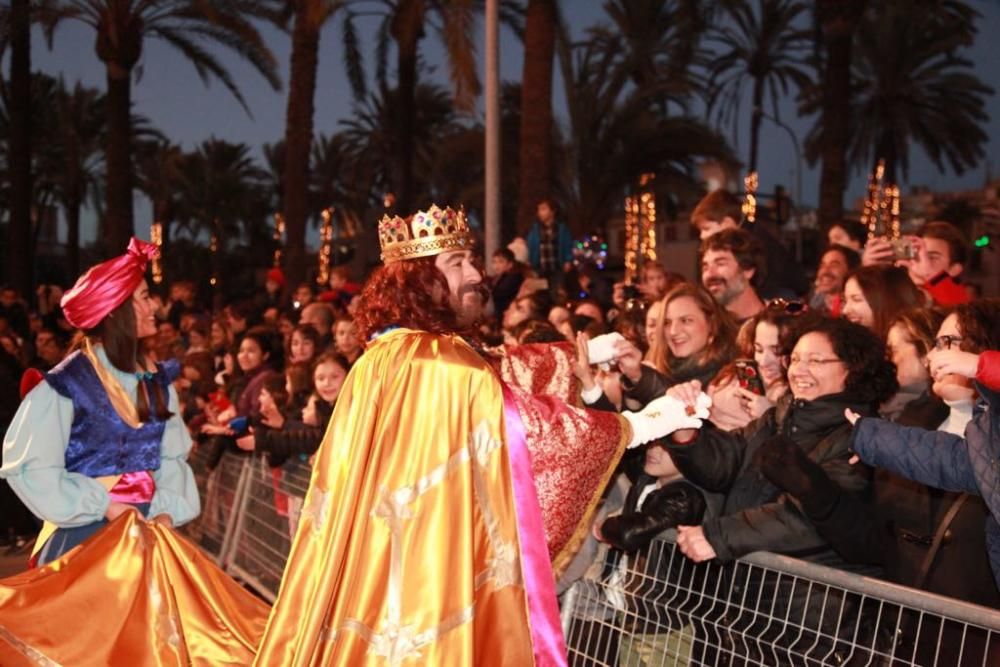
700, 228, 766, 323
863, 220, 969, 306
299, 301, 336, 349
255, 204, 708, 664
691, 189, 809, 299
811, 244, 860, 317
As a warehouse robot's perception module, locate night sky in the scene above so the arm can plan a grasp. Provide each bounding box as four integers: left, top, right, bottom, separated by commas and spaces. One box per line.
24, 0, 1000, 245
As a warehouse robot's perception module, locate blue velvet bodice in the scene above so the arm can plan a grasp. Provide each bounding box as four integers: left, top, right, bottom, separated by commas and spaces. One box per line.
44, 351, 180, 478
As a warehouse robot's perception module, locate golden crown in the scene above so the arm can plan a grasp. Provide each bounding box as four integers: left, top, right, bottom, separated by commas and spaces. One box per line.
378, 204, 475, 264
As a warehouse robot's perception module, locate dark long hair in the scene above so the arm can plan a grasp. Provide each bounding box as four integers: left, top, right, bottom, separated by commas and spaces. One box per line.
77, 297, 171, 422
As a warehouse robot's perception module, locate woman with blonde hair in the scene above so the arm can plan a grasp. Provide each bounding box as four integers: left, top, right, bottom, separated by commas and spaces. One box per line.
615, 282, 738, 407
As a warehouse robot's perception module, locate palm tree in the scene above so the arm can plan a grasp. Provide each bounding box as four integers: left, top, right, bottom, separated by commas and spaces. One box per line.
345, 0, 480, 213
48, 80, 106, 278
808, 0, 867, 228
706, 0, 811, 172
5, 0, 32, 294
41, 0, 281, 257
516, 0, 557, 232
135, 139, 184, 261
556, 36, 732, 235
176, 139, 271, 295
276, 0, 360, 285
843, 1, 990, 184
340, 81, 459, 211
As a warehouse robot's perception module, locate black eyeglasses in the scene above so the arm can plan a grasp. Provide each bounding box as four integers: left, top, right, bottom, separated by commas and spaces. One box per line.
933, 335, 963, 351
766, 298, 807, 315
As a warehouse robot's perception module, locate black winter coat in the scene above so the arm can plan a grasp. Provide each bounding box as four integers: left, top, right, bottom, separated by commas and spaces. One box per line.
255, 398, 334, 467
667, 391, 875, 565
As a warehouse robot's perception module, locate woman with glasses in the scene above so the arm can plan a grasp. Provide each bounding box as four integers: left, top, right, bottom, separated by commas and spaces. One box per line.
662, 315, 898, 662
846, 299, 1000, 589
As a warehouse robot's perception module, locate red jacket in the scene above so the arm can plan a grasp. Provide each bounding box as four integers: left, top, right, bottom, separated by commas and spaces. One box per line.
977, 350, 1000, 392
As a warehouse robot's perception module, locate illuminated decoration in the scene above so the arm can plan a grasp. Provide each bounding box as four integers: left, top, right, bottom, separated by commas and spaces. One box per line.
741, 171, 758, 225
209, 229, 219, 287
150, 222, 163, 285
623, 173, 658, 283
573, 235, 608, 270
975, 234, 991, 248
317, 207, 335, 285
272, 212, 286, 267
861, 160, 901, 241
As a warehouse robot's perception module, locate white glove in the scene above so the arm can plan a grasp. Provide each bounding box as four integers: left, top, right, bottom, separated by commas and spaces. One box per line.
622, 392, 712, 449
587, 333, 626, 366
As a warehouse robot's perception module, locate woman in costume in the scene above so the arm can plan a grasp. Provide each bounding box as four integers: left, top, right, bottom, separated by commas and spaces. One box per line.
0, 238, 268, 666
1, 238, 198, 563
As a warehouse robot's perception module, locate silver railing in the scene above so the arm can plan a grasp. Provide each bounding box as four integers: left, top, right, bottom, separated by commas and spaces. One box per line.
185, 450, 1000, 665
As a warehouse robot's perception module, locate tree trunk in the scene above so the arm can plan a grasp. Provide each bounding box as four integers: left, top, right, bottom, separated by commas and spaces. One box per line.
749, 80, 764, 173
7, 0, 33, 297
816, 0, 867, 230
66, 198, 82, 280
391, 0, 425, 214
104, 65, 135, 256
516, 0, 557, 235
283, 5, 321, 286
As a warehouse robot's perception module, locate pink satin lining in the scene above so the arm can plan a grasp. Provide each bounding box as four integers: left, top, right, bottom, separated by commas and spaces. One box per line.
108, 471, 156, 504
501, 385, 568, 666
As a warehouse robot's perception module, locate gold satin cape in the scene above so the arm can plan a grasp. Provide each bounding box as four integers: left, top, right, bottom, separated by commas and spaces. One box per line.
254, 329, 542, 665
0, 512, 269, 666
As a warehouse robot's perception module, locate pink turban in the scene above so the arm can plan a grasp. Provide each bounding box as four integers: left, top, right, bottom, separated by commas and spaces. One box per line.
61, 237, 159, 330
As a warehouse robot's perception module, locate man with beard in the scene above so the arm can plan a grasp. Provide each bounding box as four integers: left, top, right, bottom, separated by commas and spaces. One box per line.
254, 205, 710, 666
810, 244, 860, 317
700, 228, 766, 323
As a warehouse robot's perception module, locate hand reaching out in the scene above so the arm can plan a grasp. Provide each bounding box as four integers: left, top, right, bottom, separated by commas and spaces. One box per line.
676, 525, 716, 562
573, 332, 596, 391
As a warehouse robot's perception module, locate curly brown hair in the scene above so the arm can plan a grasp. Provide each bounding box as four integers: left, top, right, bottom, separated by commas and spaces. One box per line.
954, 298, 1000, 353
354, 258, 471, 343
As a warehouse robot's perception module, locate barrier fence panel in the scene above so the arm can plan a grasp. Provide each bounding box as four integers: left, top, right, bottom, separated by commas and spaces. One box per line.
226, 455, 313, 602
562, 531, 1000, 667
184, 451, 1000, 666
181, 446, 253, 566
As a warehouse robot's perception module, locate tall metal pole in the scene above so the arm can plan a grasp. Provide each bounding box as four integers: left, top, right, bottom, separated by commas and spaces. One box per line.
484, 0, 501, 266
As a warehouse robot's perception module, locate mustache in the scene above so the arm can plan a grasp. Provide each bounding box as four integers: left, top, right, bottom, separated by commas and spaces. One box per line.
460, 283, 489, 301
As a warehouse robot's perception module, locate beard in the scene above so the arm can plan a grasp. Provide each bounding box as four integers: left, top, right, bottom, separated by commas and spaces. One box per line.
451, 283, 489, 327
705, 276, 744, 306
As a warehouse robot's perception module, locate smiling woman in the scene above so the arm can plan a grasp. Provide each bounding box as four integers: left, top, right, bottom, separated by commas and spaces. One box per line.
618, 283, 738, 407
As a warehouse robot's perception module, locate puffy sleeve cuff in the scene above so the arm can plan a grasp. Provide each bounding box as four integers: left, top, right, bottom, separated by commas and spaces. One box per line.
149, 385, 200, 525
580, 383, 604, 405
0, 380, 111, 527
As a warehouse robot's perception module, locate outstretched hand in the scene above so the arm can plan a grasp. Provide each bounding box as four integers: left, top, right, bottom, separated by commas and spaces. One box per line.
676, 525, 716, 562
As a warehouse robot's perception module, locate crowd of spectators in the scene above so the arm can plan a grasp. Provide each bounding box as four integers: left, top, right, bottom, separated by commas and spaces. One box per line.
1, 193, 999, 661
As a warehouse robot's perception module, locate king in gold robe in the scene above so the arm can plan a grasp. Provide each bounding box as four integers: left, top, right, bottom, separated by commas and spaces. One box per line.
254, 328, 631, 666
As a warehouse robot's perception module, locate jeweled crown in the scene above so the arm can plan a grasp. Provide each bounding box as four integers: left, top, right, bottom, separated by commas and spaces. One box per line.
378, 204, 474, 264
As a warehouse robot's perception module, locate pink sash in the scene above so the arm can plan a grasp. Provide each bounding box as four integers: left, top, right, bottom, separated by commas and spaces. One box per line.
502, 385, 568, 666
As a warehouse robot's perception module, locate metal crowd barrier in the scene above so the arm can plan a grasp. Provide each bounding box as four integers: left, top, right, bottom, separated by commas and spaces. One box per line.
185, 450, 1000, 665
561, 531, 1000, 666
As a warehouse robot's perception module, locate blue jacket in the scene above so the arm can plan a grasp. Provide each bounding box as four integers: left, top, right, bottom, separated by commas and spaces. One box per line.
851, 381, 1000, 588
525, 221, 574, 271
